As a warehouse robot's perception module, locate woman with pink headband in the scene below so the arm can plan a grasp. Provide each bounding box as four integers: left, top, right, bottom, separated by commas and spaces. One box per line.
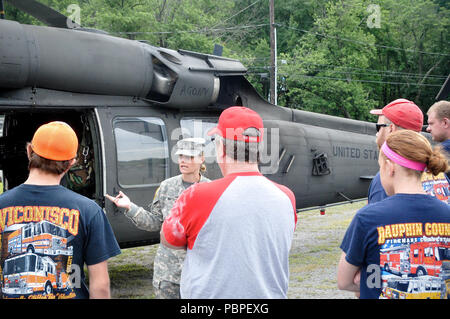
338, 130, 450, 299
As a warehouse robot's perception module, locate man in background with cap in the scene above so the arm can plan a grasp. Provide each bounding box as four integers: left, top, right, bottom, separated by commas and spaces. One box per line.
161, 106, 297, 299
0, 121, 121, 299
368, 99, 449, 204
106, 137, 210, 298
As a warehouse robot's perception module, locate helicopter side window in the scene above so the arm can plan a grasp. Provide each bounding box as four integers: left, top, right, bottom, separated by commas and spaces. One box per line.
113, 117, 169, 187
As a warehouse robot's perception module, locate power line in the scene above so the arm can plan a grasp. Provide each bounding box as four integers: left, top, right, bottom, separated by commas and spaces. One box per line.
282, 24, 450, 57
244, 59, 448, 79
247, 71, 443, 87
112, 23, 269, 35
247, 65, 447, 81
112, 1, 267, 37
210, 0, 263, 30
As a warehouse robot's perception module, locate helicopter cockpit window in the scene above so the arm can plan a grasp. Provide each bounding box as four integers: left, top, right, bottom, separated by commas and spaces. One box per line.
180, 118, 218, 161
113, 117, 169, 187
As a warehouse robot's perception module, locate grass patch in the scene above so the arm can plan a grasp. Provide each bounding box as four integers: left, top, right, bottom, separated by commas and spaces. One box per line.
109, 264, 151, 285
109, 263, 154, 299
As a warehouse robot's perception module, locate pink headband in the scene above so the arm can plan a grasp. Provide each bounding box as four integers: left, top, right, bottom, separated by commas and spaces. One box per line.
381, 142, 427, 172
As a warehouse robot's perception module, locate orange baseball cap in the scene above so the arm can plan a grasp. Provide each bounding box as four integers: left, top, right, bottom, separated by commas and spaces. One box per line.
31, 121, 78, 161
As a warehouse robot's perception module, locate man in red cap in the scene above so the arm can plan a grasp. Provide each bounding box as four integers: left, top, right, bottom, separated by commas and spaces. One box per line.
367, 99, 449, 205
160, 106, 297, 298
0, 122, 120, 299
368, 99, 423, 203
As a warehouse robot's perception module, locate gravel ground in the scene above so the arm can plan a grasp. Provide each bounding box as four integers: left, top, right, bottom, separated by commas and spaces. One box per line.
108, 201, 366, 299
288, 201, 365, 299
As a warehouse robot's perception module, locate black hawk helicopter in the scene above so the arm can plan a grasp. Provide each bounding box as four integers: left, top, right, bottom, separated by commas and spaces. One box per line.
0, 0, 441, 248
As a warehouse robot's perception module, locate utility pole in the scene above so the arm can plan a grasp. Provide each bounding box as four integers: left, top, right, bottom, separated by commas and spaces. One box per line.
0, 0, 5, 19
269, 0, 277, 105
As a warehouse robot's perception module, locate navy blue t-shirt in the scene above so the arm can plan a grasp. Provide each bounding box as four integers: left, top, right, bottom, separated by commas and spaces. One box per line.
441, 139, 450, 155
341, 193, 450, 299
0, 184, 121, 299
367, 172, 388, 204
442, 140, 450, 180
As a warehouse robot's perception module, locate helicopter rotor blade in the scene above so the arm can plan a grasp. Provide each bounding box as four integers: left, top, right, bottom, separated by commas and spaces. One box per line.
5, 0, 80, 28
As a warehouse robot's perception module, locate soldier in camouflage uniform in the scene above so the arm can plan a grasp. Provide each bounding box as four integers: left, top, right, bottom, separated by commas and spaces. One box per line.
106, 138, 210, 298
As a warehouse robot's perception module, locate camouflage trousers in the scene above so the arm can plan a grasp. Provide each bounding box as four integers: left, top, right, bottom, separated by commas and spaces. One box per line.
154, 280, 181, 299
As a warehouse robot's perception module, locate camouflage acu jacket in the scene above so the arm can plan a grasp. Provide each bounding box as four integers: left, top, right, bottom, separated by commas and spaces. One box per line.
124, 174, 210, 286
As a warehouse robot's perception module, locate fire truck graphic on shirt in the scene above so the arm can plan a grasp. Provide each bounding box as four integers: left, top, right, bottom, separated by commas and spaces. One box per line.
2, 253, 71, 296
377, 222, 450, 299
7, 221, 73, 256
421, 172, 450, 204
0, 220, 76, 299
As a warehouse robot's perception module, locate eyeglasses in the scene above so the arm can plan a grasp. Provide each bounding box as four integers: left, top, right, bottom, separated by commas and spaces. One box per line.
376, 123, 389, 132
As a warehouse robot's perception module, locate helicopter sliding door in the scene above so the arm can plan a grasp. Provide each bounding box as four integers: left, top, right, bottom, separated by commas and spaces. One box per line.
95, 106, 174, 247
0, 110, 98, 199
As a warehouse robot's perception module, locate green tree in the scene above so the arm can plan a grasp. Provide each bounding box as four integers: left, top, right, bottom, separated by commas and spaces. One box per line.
364, 0, 449, 111
276, 0, 448, 119
277, 0, 378, 120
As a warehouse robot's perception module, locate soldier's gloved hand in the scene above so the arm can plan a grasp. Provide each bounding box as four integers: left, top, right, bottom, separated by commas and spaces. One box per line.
105, 191, 131, 211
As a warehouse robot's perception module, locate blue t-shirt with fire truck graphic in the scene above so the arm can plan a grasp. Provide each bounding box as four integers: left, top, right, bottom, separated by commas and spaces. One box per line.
0, 184, 121, 299
341, 193, 450, 299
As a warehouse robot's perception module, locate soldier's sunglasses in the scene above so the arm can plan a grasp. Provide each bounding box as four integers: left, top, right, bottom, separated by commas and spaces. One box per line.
376, 124, 389, 132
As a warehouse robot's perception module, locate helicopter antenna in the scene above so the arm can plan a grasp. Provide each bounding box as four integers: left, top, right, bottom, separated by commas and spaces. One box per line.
5, 0, 80, 28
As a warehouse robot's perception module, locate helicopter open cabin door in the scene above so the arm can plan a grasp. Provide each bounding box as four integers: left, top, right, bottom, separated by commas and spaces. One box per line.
96, 106, 173, 247
0, 107, 99, 195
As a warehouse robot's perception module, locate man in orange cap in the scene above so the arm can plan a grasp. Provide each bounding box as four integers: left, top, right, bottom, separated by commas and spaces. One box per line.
160, 106, 297, 298
0, 121, 120, 299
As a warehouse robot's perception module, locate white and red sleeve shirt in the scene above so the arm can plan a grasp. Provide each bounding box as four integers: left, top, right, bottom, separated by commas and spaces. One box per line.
162, 171, 297, 299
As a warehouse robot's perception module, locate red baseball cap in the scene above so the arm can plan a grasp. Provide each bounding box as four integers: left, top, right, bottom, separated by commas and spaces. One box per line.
370, 99, 423, 132
208, 106, 264, 143
31, 121, 79, 161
